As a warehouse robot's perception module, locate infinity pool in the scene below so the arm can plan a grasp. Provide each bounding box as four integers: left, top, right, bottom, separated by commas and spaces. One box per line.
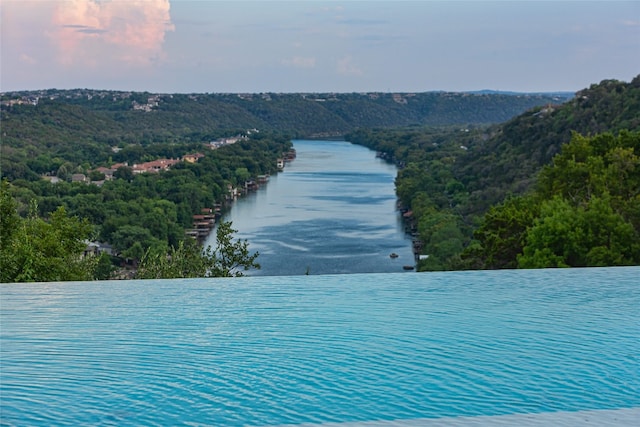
1, 267, 638, 426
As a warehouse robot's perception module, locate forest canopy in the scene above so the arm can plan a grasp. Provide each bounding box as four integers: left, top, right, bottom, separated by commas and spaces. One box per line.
347, 76, 640, 271
1, 77, 637, 280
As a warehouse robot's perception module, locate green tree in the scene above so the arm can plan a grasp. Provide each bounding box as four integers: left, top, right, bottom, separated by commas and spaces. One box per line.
94, 252, 116, 280
518, 196, 639, 268
88, 170, 106, 181
135, 239, 209, 279
111, 225, 162, 257
468, 131, 639, 270
210, 221, 260, 277
56, 164, 70, 181
1, 184, 97, 282
234, 167, 251, 184
113, 166, 134, 182
416, 212, 464, 271
0, 181, 21, 250
136, 221, 260, 279
463, 194, 540, 269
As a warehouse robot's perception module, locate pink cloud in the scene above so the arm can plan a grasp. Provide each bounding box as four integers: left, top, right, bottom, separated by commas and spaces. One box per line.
50, 0, 174, 67
19, 53, 38, 65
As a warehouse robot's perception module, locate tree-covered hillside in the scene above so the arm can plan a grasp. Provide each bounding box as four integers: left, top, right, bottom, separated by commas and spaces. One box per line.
465, 131, 639, 269
0, 89, 567, 180
1, 131, 291, 281
346, 76, 640, 270
3, 78, 634, 279
458, 77, 640, 216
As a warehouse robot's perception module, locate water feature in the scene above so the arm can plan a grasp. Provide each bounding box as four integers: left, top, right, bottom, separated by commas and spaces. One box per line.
205, 139, 415, 276
1, 267, 639, 426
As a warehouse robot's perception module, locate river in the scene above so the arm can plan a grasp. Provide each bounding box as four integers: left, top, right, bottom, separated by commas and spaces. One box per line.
206, 139, 415, 276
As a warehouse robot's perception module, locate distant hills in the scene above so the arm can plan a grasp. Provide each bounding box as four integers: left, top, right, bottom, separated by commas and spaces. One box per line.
1, 88, 570, 135
467, 89, 575, 98
1, 77, 637, 275
0, 88, 571, 181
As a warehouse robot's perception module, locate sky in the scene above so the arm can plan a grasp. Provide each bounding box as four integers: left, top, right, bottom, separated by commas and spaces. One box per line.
1, 0, 639, 94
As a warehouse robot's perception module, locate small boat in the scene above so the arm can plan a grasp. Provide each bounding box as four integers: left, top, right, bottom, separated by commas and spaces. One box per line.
389, 253, 399, 258
403, 265, 415, 270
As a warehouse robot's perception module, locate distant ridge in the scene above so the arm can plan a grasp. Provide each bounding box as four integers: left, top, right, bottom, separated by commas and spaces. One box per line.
466, 89, 574, 99
1, 88, 566, 138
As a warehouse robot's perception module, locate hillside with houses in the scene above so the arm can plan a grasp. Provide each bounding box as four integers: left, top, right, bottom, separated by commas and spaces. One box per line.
2, 78, 637, 281
1, 88, 568, 183
1, 126, 293, 280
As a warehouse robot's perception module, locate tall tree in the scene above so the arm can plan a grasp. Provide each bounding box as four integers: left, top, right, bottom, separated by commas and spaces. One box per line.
463, 194, 540, 269
136, 221, 260, 279
1, 182, 97, 282
518, 195, 639, 268
468, 131, 640, 269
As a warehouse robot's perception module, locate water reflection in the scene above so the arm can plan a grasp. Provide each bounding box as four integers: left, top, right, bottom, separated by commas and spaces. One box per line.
207, 140, 415, 276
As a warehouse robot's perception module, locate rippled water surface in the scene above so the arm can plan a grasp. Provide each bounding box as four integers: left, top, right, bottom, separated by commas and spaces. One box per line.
1, 267, 639, 426
205, 140, 415, 276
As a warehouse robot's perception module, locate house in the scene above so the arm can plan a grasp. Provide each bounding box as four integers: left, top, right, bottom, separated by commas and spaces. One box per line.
43, 176, 60, 184
95, 166, 115, 180
183, 153, 205, 163
132, 158, 179, 174
208, 135, 247, 150
71, 173, 88, 183
82, 241, 113, 258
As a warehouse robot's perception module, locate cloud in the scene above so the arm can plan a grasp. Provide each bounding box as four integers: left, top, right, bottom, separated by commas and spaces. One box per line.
19, 53, 38, 65
336, 55, 363, 76
337, 18, 388, 26
622, 20, 640, 27
63, 24, 108, 35
50, 0, 175, 66
282, 56, 316, 69
320, 6, 344, 13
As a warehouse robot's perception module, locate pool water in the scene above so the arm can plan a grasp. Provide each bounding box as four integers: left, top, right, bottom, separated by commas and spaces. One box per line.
1, 267, 638, 426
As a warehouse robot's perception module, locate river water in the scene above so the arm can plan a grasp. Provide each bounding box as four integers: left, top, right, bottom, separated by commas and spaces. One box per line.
206, 139, 415, 276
